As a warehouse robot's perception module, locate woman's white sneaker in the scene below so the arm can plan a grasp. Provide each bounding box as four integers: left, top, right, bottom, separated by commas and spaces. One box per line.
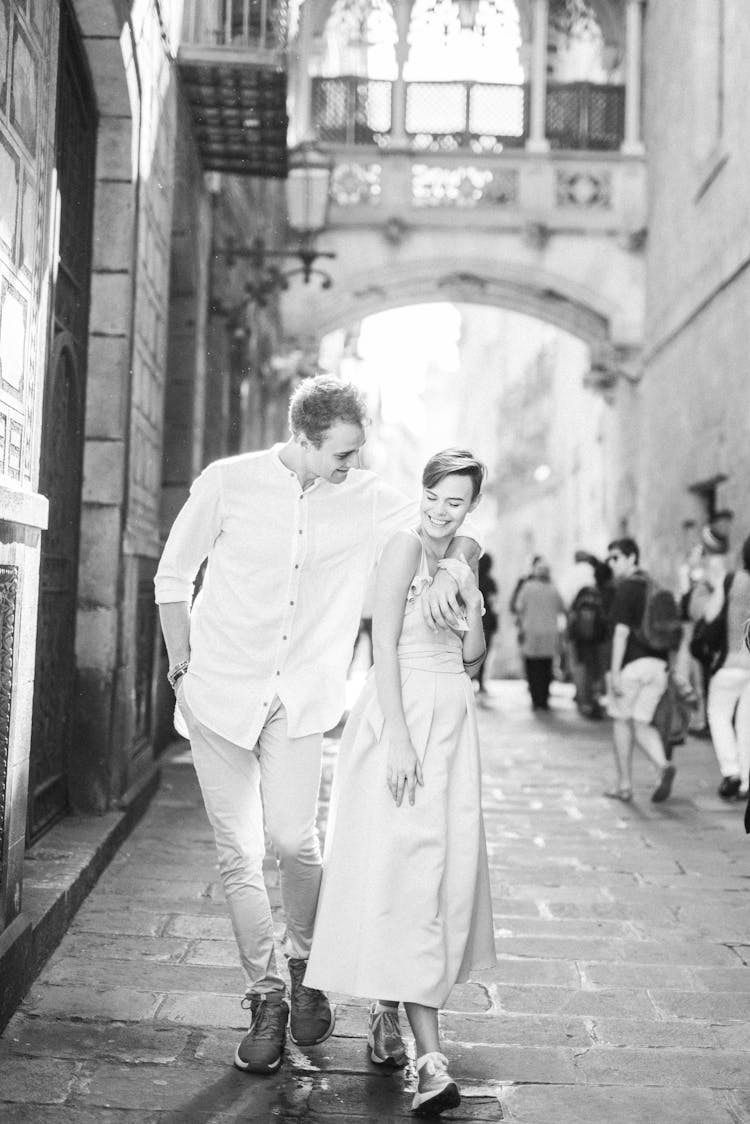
412, 1052, 461, 1116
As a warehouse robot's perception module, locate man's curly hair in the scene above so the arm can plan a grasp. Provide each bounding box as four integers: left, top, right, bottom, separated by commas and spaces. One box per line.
288, 375, 369, 448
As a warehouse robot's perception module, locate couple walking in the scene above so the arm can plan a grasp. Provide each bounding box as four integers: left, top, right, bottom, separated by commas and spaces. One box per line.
154, 376, 496, 1116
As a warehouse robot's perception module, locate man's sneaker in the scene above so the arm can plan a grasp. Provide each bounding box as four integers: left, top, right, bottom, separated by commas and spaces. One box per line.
651, 763, 676, 803
234, 992, 289, 1074
718, 775, 742, 800
287, 957, 336, 1046
412, 1052, 461, 1116
367, 1002, 407, 1067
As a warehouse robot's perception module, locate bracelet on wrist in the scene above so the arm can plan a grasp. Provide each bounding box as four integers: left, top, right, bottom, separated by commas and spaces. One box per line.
167, 658, 190, 689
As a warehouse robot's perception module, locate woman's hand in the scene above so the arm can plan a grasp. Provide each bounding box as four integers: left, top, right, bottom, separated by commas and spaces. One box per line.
386, 733, 424, 806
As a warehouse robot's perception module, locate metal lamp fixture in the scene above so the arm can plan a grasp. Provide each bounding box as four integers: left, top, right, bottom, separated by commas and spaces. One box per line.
217, 144, 337, 315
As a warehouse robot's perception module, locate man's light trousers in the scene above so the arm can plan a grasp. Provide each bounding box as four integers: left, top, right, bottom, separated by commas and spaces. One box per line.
181, 694, 324, 996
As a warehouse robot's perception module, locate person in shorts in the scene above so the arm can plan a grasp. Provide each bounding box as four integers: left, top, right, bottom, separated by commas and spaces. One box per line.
605, 537, 676, 803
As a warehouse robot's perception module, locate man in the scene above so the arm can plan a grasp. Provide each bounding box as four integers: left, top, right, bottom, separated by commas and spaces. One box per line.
154, 375, 479, 1076
565, 550, 614, 720
605, 537, 676, 803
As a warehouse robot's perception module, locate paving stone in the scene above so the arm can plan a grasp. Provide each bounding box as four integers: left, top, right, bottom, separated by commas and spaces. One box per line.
155, 992, 246, 1030
180, 939, 242, 968
576, 1045, 750, 1089
590, 1017, 741, 1050
578, 960, 696, 990
58, 934, 190, 963
40, 957, 241, 996
5, 683, 750, 1121
495, 985, 656, 1018
0, 1055, 75, 1103
163, 915, 236, 941
441, 1012, 592, 1048
0, 1016, 192, 1063
22, 985, 163, 1023
499, 1083, 740, 1124
69, 906, 169, 937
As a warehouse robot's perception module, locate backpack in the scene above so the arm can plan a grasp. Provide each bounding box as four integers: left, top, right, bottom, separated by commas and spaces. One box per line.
567, 585, 608, 646
689, 572, 734, 673
633, 575, 683, 653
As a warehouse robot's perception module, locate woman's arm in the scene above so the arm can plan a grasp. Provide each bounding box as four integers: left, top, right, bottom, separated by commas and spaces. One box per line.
372, 532, 424, 807
459, 574, 486, 677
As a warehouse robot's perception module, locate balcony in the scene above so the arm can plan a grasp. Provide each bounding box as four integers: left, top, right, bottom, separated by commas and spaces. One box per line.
178, 0, 290, 177
311, 77, 625, 154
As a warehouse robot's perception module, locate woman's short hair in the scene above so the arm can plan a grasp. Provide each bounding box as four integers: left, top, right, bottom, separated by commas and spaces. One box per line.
422, 448, 486, 500
288, 375, 368, 448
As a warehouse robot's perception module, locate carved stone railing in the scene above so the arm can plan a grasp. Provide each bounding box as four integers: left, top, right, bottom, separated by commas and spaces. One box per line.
327, 148, 646, 237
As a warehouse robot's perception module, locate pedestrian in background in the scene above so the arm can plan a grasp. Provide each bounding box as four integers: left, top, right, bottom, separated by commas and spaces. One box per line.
476, 552, 499, 698
604, 537, 679, 803
706, 533, 750, 801
514, 558, 566, 711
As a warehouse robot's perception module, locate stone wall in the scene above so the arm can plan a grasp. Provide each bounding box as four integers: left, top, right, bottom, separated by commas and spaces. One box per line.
639, 0, 750, 579
0, 0, 56, 933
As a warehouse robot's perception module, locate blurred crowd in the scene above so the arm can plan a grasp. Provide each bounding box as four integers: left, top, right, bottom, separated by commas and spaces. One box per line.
497, 514, 750, 817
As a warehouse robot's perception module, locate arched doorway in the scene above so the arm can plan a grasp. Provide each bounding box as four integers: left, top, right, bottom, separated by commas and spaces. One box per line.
28, 0, 97, 841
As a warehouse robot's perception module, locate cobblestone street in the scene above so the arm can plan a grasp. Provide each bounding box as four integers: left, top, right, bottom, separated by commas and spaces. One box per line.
1, 681, 750, 1123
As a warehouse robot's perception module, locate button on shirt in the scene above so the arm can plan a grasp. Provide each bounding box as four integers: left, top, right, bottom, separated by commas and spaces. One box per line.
154, 446, 421, 749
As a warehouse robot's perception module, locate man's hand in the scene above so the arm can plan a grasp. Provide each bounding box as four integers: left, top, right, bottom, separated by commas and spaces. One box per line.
610, 671, 624, 697
386, 734, 424, 806
422, 568, 464, 631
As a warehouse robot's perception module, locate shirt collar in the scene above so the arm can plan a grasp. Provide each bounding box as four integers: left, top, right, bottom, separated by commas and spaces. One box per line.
270, 443, 322, 493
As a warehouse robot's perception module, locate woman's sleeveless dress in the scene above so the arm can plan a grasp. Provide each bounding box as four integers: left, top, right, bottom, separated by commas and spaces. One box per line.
305, 532, 496, 1007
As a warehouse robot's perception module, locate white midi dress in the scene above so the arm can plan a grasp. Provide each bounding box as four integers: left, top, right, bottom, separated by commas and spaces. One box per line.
305, 536, 496, 1008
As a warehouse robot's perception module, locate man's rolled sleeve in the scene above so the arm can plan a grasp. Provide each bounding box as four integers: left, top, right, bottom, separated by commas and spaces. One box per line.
154, 463, 223, 604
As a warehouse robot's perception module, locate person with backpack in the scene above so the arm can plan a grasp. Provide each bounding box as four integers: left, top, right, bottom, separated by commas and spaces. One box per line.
705, 533, 750, 801
604, 537, 682, 803
566, 550, 612, 719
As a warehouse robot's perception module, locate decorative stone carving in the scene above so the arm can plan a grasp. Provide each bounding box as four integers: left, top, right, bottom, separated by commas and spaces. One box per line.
556, 168, 612, 209
412, 163, 519, 207
331, 162, 382, 207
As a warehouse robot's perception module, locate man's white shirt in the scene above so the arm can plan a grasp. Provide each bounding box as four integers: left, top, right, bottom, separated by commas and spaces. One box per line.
154, 445, 426, 748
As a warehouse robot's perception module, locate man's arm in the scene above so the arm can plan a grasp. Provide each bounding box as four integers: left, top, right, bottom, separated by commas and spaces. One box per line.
154, 463, 223, 683
420, 535, 482, 631
610, 622, 629, 695
159, 602, 191, 670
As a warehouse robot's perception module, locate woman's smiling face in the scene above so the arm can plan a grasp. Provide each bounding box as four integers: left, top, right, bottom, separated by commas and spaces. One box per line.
419, 473, 478, 542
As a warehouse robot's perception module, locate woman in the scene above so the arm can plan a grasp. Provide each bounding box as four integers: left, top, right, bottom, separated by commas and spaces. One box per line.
514, 558, 566, 710
706, 533, 750, 800
305, 449, 496, 1117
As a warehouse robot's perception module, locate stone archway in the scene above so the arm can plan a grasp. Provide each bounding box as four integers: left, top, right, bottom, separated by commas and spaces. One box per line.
279, 233, 643, 386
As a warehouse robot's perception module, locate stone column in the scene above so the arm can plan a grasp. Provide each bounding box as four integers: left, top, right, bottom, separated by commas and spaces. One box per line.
390, 0, 411, 147
621, 0, 645, 155
291, 0, 314, 144
526, 0, 550, 153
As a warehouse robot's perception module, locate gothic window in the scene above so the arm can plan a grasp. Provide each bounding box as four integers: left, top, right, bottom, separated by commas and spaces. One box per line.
404, 0, 523, 83
319, 0, 398, 79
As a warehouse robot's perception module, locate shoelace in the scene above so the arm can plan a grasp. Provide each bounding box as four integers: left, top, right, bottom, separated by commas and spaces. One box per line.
240, 995, 282, 1039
